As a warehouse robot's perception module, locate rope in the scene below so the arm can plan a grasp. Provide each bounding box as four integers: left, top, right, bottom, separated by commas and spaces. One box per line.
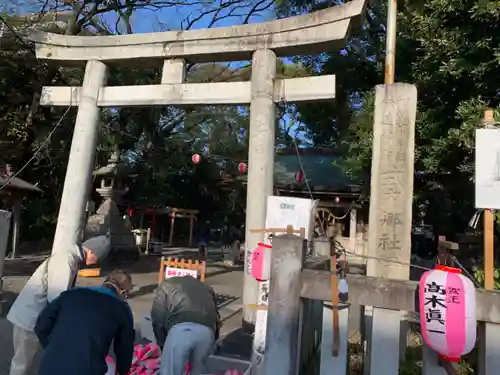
278, 79, 352, 233
333, 240, 482, 288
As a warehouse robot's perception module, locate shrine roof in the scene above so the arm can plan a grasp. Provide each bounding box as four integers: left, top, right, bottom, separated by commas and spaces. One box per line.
0, 172, 43, 193
274, 148, 361, 193
232, 148, 362, 195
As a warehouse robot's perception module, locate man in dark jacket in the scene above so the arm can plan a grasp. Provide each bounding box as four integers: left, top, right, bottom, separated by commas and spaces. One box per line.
151, 276, 220, 375
34, 270, 135, 375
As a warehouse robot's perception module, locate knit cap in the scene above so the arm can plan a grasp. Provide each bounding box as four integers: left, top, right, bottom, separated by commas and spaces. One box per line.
82, 235, 111, 261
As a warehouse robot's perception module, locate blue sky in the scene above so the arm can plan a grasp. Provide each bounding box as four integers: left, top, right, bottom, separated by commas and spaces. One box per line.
101, 2, 276, 34
98, 2, 310, 144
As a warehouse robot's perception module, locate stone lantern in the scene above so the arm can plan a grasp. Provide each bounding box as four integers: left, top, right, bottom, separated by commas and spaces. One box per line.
94, 150, 128, 203
83, 150, 137, 259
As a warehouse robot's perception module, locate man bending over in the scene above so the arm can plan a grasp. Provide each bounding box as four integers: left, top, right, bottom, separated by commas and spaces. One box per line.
8, 235, 112, 375
34, 269, 135, 375
151, 276, 220, 375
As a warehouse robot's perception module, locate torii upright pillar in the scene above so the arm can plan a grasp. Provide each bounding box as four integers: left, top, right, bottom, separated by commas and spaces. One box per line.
51, 61, 107, 255
242, 48, 277, 326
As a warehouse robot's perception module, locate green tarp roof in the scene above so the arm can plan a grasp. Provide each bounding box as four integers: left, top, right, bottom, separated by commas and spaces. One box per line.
236, 149, 360, 192
274, 152, 355, 191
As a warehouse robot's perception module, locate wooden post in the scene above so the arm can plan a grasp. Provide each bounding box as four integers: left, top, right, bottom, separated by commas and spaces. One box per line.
261, 233, 303, 375
168, 212, 175, 246
349, 207, 357, 252
158, 257, 165, 284
436, 235, 459, 266
10, 197, 21, 259
483, 108, 495, 290
478, 108, 500, 375
483, 209, 494, 289
331, 251, 340, 356
200, 261, 206, 282
189, 216, 194, 248
146, 227, 151, 254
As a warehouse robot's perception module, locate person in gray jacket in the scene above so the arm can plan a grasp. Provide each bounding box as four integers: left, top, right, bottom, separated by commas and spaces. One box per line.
151, 276, 220, 375
7, 235, 111, 375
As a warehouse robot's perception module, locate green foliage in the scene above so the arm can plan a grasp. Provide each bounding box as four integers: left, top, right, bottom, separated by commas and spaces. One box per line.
398, 360, 421, 375
474, 268, 500, 290
8, 0, 500, 245
0, 8, 243, 240
278, 0, 500, 235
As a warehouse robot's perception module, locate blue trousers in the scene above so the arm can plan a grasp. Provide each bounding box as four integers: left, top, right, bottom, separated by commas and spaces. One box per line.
160, 322, 214, 375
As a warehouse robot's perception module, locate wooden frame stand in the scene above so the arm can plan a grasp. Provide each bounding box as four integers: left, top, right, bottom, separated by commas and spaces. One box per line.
158, 256, 206, 284
248, 224, 306, 238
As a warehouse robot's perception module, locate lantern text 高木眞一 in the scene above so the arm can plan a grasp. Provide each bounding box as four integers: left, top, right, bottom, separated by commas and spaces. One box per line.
419, 266, 476, 361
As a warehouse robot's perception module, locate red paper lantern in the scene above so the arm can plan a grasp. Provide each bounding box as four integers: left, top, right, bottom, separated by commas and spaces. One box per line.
419, 265, 476, 362
238, 162, 248, 174
294, 170, 304, 183
192, 153, 201, 164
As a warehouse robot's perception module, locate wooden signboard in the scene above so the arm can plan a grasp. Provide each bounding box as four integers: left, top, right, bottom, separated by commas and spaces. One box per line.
158, 256, 206, 284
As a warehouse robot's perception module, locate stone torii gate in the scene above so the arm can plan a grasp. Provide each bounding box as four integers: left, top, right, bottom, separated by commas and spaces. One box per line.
29, 0, 366, 323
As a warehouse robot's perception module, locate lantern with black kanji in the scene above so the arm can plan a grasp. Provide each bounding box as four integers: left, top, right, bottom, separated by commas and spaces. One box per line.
192, 153, 201, 164
238, 162, 247, 174
419, 265, 477, 362
250, 242, 272, 282
294, 170, 304, 184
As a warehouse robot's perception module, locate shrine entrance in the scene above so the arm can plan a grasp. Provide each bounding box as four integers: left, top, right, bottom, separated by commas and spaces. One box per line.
29, 0, 367, 321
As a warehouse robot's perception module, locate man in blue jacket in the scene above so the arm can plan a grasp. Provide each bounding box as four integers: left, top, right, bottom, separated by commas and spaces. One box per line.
34, 270, 135, 375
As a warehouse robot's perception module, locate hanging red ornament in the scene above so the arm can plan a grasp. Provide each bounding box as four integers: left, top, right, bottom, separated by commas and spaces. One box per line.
294, 170, 304, 183
192, 153, 201, 164
238, 162, 248, 174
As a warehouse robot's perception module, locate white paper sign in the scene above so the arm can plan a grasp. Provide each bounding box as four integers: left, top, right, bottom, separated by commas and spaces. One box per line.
258, 280, 269, 306
246, 248, 253, 275
265, 196, 317, 240
254, 309, 267, 354
475, 128, 500, 209
165, 267, 198, 279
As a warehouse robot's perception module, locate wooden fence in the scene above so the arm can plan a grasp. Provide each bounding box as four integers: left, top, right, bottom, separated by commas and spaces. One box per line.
261, 234, 500, 375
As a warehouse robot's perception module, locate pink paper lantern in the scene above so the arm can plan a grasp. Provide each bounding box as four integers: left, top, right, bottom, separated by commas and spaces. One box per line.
250, 242, 272, 282
192, 153, 201, 164
238, 162, 247, 174
294, 170, 304, 183
419, 265, 476, 362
